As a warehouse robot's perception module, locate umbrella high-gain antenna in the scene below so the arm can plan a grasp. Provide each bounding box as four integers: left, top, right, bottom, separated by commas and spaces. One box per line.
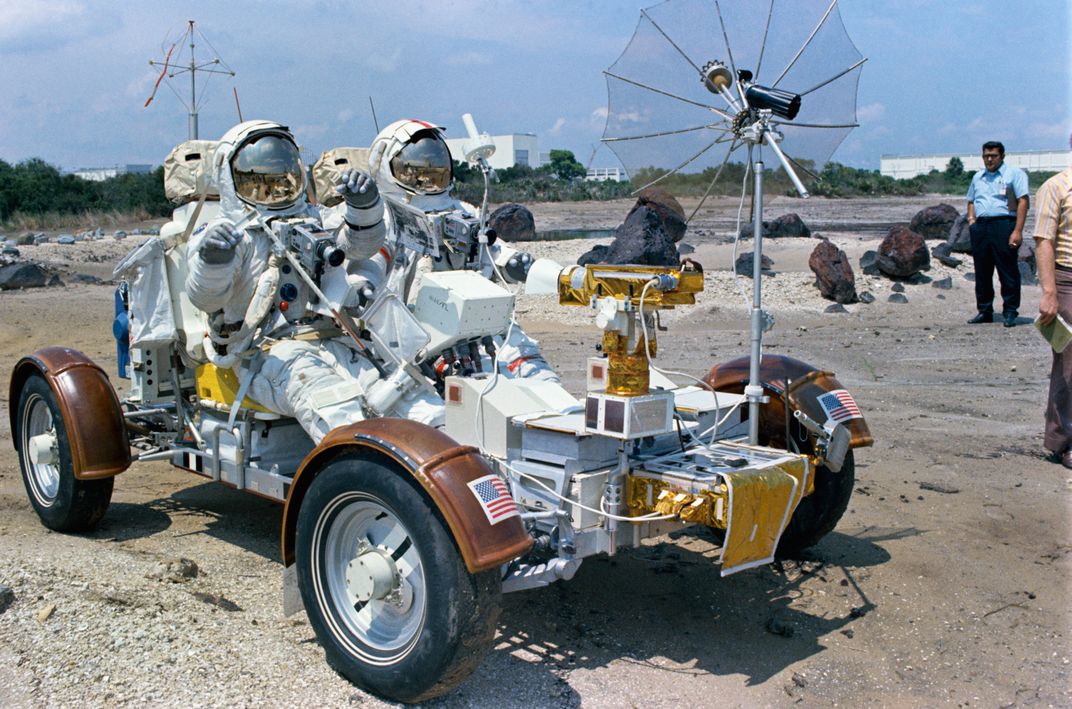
145, 20, 237, 140
601, 0, 865, 444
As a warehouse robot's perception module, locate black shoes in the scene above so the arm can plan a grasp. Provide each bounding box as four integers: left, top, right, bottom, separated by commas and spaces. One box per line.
967, 312, 993, 324
1003, 313, 1017, 328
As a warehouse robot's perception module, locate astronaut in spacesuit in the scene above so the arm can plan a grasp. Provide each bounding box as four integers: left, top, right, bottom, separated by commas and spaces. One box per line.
185, 120, 443, 442
322, 118, 560, 383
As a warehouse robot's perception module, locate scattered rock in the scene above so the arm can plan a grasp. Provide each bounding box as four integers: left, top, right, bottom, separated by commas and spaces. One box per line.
0, 584, 15, 614
147, 557, 200, 583
840, 628, 855, 638
858, 291, 875, 304
0, 262, 51, 290
791, 673, 808, 688
888, 292, 909, 304
765, 615, 795, 637
739, 212, 811, 239
860, 250, 880, 276
47, 274, 64, 287
578, 206, 679, 266
192, 591, 242, 612
933, 242, 963, 267
630, 187, 686, 242
487, 203, 536, 242
947, 214, 972, 253
910, 203, 959, 240
809, 239, 857, 303
850, 606, 868, 618
1018, 241, 1038, 285
906, 272, 932, 284
919, 481, 960, 494
825, 303, 848, 314
891, 282, 905, 293
735, 251, 774, 277
36, 602, 56, 624
932, 276, 953, 290
877, 225, 930, 278
16, 232, 35, 246
1, 245, 18, 258
71, 273, 103, 285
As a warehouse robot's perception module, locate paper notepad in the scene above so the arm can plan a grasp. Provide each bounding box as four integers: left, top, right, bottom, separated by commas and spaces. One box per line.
1035, 313, 1072, 353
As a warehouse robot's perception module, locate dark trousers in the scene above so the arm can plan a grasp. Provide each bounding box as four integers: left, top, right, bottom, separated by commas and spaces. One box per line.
1045, 267, 1072, 455
969, 217, 1020, 316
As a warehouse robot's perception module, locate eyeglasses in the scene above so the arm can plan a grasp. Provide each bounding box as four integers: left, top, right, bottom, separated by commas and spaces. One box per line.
982, 153, 1002, 160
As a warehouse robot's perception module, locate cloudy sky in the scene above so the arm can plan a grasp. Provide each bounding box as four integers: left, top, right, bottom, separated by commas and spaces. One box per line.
0, 0, 1068, 172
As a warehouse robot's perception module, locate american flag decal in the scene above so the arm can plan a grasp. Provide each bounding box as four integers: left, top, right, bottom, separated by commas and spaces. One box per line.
817, 389, 862, 423
467, 474, 519, 525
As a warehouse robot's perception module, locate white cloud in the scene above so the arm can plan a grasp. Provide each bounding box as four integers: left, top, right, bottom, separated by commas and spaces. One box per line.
363, 47, 402, 73
337, 109, 355, 123
856, 102, 885, 122
0, 1, 85, 43
445, 51, 492, 66
548, 117, 567, 135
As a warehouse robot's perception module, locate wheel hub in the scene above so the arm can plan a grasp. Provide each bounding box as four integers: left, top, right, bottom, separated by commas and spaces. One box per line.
28, 432, 58, 466
346, 547, 399, 603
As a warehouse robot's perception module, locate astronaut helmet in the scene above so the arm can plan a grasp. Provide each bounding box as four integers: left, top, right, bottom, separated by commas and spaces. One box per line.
219, 121, 306, 209
369, 119, 454, 198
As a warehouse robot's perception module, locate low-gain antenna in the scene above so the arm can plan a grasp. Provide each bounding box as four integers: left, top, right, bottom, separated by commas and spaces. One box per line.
369, 96, 380, 134
145, 20, 236, 140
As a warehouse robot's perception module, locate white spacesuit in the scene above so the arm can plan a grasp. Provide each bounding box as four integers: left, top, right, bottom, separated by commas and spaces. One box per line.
323, 118, 559, 383
185, 120, 443, 442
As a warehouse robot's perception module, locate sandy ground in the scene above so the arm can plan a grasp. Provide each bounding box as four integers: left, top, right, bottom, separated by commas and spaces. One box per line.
0, 195, 1069, 707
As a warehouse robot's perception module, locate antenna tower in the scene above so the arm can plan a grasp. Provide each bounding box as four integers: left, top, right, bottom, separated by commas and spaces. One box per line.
146, 20, 236, 140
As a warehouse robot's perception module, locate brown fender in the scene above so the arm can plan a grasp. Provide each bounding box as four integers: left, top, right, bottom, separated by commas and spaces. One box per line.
705, 354, 873, 452
281, 418, 533, 573
9, 347, 131, 479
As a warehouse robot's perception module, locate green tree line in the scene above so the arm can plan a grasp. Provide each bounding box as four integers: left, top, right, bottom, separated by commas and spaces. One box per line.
0, 158, 172, 225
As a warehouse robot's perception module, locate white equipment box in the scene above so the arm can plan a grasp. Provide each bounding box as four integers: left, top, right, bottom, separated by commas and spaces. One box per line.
583, 390, 675, 439
412, 270, 514, 354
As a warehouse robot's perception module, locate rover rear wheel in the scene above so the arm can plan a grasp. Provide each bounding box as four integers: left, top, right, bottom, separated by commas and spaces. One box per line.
777, 450, 855, 557
295, 454, 501, 703
15, 374, 113, 532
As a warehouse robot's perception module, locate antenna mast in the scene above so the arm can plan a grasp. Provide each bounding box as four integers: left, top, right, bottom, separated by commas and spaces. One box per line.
147, 20, 236, 140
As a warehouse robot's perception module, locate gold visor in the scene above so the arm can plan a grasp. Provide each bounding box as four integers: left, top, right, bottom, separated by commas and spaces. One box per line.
231, 134, 305, 207
390, 134, 452, 194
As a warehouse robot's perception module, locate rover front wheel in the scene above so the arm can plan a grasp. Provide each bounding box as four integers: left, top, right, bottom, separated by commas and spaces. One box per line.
295, 455, 501, 703
15, 374, 113, 531
777, 450, 855, 557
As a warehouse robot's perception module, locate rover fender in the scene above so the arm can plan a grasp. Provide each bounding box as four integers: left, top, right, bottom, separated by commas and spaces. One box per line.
281, 418, 533, 573
9, 347, 131, 480
705, 354, 873, 453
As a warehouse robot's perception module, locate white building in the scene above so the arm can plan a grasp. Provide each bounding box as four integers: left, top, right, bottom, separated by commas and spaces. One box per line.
880, 150, 1071, 179
443, 133, 543, 171
70, 164, 154, 182
585, 167, 628, 182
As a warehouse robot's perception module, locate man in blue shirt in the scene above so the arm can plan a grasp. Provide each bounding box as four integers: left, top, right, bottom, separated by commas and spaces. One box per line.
965, 141, 1030, 327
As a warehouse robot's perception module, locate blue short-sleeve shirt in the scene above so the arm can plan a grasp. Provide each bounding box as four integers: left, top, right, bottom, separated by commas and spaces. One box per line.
966, 162, 1029, 218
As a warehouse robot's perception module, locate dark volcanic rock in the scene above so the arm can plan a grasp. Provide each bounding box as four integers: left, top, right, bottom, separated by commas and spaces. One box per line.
932, 276, 953, 290
0, 262, 51, 290
487, 203, 536, 242
933, 242, 963, 267
809, 240, 857, 304
824, 303, 848, 314
891, 282, 905, 293
16, 232, 35, 246
739, 213, 811, 239
947, 214, 972, 253
877, 225, 930, 278
858, 291, 875, 304
910, 203, 959, 240
735, 251, 774, 277
860, 250, 880, 276
888, 292, 909, 304
1018, 241, 1038, 285
578, 206, 679, 266
630, 187, 687, 242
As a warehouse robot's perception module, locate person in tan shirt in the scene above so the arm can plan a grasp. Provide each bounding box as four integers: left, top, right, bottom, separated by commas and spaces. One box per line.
1033, 158, 1072, 469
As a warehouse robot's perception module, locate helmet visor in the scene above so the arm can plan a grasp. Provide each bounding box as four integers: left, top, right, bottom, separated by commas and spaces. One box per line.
231, 134, 305, 207
390, 133, 452, 193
